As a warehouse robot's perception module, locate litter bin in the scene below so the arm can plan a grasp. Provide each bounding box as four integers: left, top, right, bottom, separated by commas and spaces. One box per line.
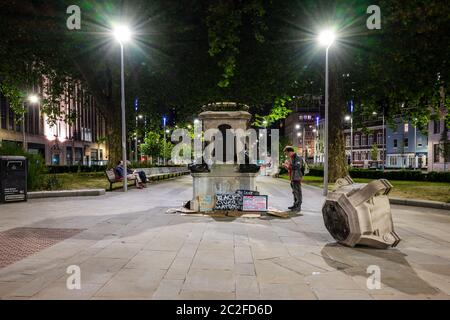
0, 156, 28, 203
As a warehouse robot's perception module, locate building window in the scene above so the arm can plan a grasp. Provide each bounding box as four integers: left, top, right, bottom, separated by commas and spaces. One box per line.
417, 137, 422, 147
390, 157, 396, 166
404, 123, 409, 133
444, 143, 450, 162
433, 120, 441, 134
368, 134, 373, 146
355, 135, 360, 146
361, 135, 367, 146
377, 133, 383, 145
393, 139, 398, 148
404, 138, 409, 148
433, 144, 440, 163
345, 135, 350, 147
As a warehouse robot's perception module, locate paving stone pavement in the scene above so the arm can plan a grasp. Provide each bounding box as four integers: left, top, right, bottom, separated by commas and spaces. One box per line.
0, 175, 449, 300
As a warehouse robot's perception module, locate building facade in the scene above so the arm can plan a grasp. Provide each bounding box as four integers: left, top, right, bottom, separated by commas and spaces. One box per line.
283, 95, 323, 163
427, 115, 450, 172
0, 79, 109, 165
343, 120, 386, 168
385, 120, 428, 169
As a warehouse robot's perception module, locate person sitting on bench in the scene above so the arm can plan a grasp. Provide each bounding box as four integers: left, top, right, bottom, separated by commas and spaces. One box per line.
115, 161, 145, 189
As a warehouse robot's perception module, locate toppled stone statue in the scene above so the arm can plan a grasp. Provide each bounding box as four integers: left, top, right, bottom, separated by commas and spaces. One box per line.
322, 176, 401, 249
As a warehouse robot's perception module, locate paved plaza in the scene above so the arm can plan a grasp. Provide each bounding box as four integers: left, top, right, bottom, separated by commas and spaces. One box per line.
0, 175, 449, 300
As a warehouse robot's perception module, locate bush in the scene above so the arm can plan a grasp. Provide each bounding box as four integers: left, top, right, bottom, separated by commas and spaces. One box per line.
0, 141, 46, 191
42, 174, 64, 190
47, 165, 107, 174
304, 166, 450, 183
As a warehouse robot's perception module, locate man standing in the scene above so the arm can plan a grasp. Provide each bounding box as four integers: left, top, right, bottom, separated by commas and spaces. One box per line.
283, 146, 303, 212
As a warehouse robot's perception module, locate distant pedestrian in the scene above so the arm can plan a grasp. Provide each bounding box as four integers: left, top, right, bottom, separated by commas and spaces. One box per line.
283, 146, 303, 212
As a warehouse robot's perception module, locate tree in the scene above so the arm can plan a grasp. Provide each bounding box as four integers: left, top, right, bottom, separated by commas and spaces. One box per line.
371, 144, 379, 163
141, 131, 162, 162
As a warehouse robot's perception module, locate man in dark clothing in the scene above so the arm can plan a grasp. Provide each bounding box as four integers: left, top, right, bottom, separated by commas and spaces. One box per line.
283, 146, 303, 212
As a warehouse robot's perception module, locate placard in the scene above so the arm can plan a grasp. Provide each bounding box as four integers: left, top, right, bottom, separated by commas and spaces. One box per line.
242, 195, 268, 212
198, 195, 214, 212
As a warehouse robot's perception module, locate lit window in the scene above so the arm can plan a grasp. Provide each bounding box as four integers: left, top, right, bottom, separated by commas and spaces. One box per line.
404, 123, 409, 133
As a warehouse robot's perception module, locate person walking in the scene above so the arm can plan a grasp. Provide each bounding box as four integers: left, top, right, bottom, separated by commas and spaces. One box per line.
283, 146, 303, 212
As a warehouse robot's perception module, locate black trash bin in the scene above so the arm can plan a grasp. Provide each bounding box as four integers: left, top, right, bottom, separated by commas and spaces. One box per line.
0, 156, 28, 203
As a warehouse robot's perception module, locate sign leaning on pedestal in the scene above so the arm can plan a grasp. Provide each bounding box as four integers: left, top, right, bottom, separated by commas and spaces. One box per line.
322, 176, 401, 249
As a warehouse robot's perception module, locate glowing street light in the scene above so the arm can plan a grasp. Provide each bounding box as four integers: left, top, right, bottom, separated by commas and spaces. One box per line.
28, 94, 40, 104
22, 94, 40, 151
112, 23, 133, 192
113, 25, 132, 44
295, 124, 301, 130
318, 30, 336, 47
318, 28, 337, 196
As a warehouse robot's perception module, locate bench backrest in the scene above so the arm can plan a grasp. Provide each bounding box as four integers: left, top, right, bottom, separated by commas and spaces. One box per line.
137, 166, 188, 177
105, 169, 117, 182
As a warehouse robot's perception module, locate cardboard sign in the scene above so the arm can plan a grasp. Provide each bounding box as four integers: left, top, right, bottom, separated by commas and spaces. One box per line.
199, 195, 215, 212
242, 195, 268, 212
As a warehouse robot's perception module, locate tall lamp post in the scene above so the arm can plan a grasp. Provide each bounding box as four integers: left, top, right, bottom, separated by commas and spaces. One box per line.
373, 110, 386, 171
163, 116, 167, 165
134, 98, 139, 163
23, 94, 40, 152
318, 29, 336, 196
345, 115, 353, 166
113, 25, 132, 192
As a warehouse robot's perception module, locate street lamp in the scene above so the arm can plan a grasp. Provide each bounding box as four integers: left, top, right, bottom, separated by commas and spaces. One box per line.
23, 94, 40, 151
345, 114, 353, 166
318, 29, 336, 196
28, 94, 39, 104
373, 110, 386, 171
113, 24, 132, 192
163, 116, 167, 165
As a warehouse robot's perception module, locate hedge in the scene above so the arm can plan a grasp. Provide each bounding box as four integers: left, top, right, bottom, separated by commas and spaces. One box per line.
46, 164, 188, 174
301, 167, 450, 183
47, 165, 107, 174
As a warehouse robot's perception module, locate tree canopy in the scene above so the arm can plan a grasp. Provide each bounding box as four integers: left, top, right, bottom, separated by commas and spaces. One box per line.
1, 0, 449, 171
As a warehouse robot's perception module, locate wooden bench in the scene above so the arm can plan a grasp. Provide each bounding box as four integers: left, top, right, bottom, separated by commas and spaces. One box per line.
105, 169, 136, 191
105, 166, 189, 191
138, 167, 190, 181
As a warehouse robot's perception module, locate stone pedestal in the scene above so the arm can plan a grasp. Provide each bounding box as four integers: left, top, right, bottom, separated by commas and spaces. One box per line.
322, 176, 401, 249
189, 102, 260, 211
192, 164, 258, 199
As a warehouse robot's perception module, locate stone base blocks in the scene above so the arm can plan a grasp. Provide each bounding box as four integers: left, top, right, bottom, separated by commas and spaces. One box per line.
322, 176, 401, 249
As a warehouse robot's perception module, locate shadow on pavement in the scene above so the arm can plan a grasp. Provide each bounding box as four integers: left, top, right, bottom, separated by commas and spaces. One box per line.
320, 243, 441, 295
